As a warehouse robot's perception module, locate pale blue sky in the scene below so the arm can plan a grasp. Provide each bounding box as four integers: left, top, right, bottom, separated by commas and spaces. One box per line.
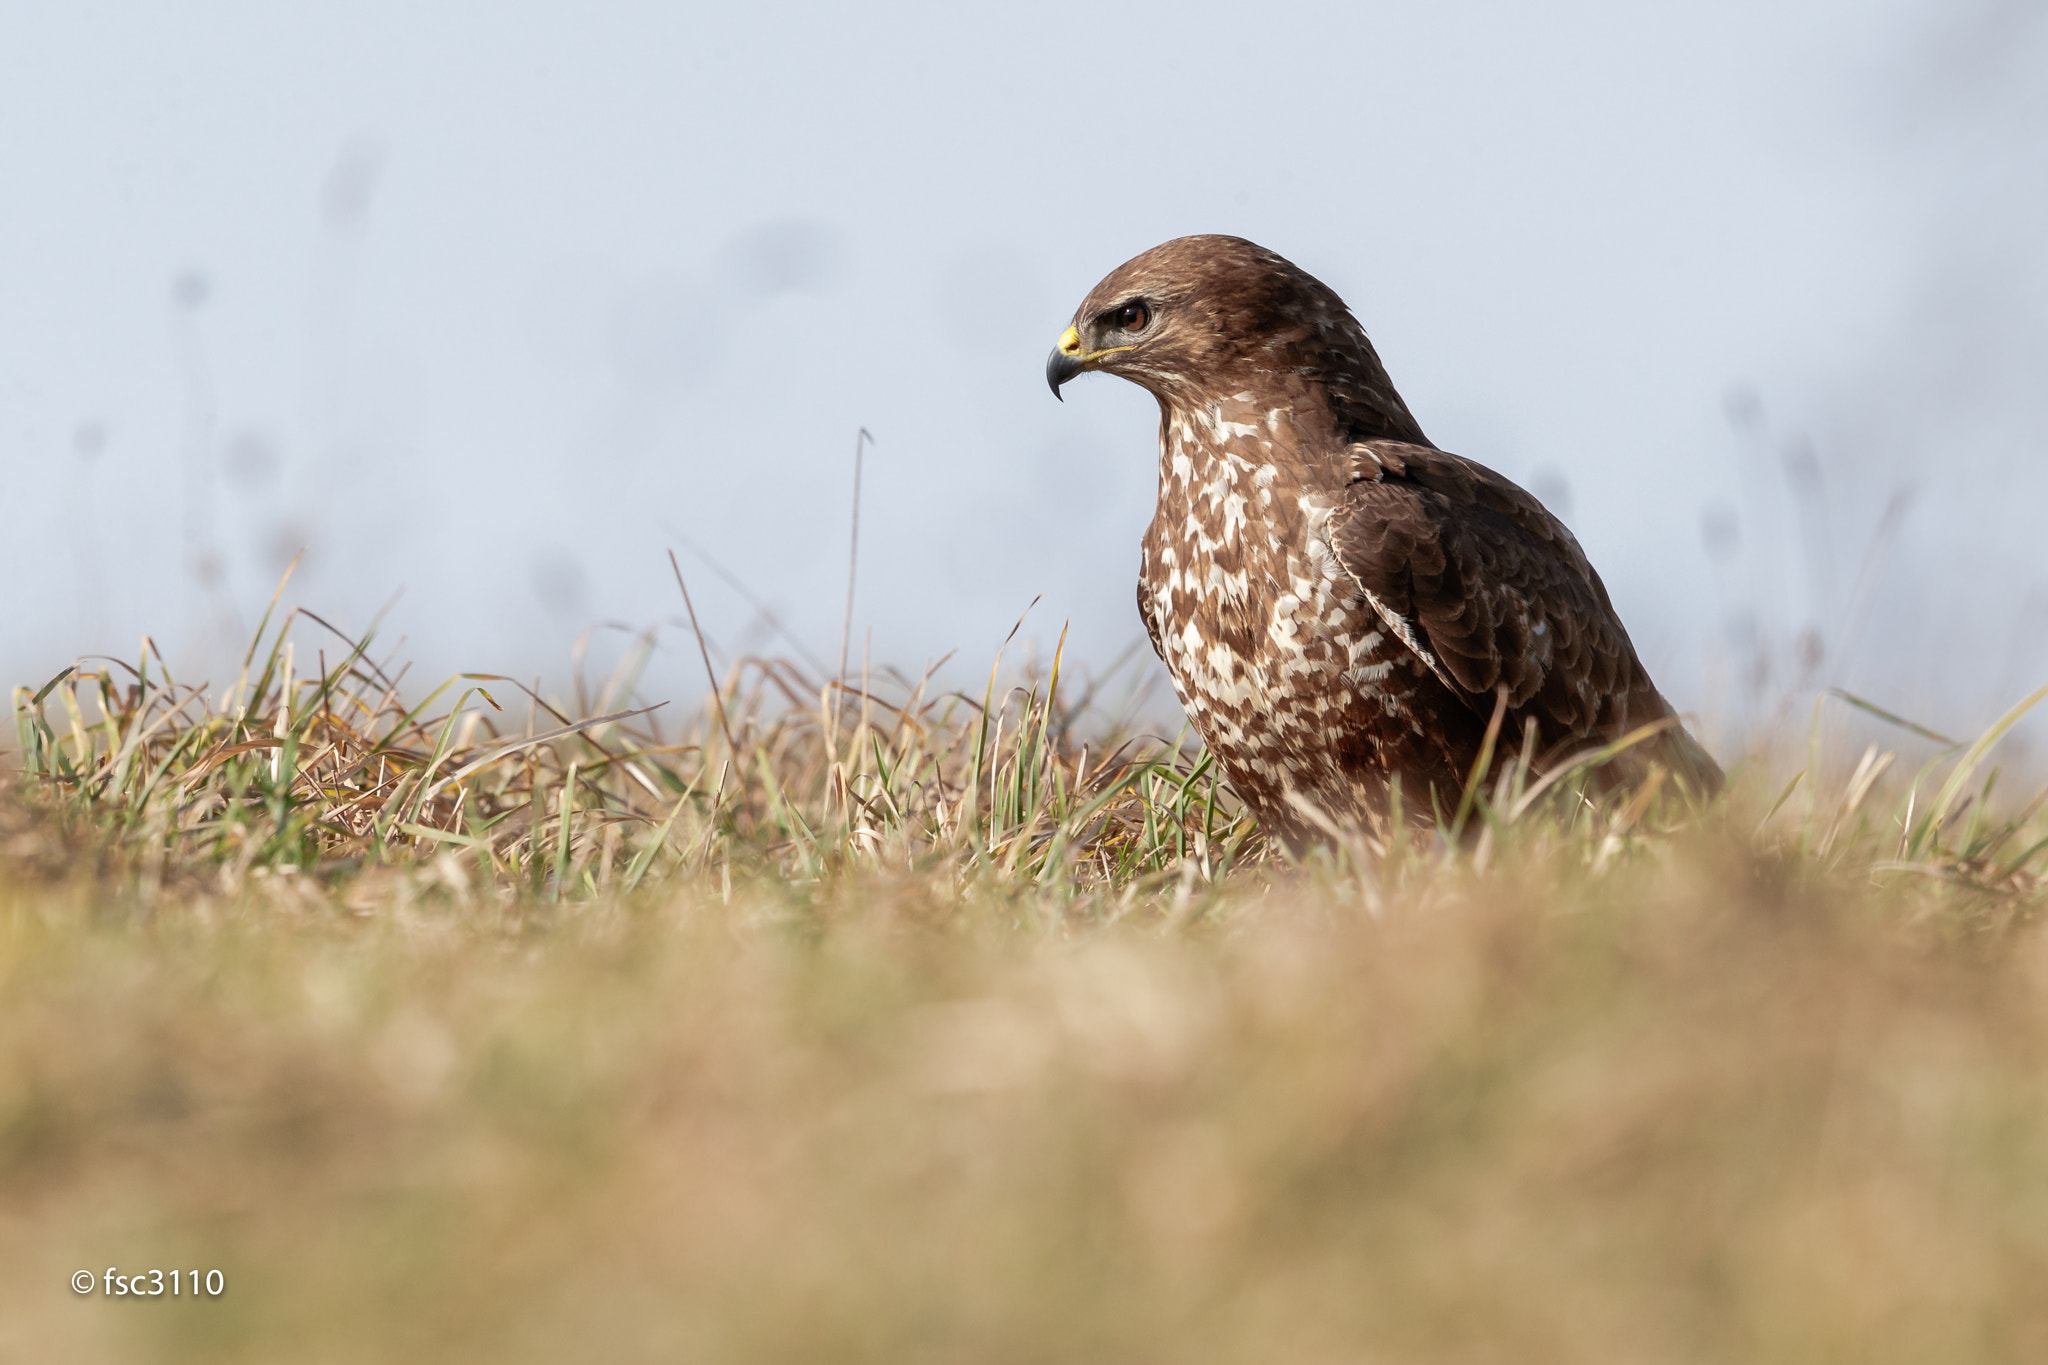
2, 1, 2043, 745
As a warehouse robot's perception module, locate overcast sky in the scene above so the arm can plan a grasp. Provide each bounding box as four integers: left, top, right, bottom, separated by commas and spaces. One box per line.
2, 1, 2043, 747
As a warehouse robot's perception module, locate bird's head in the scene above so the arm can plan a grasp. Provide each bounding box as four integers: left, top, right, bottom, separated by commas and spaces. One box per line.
1046, 235, 1342, 404
1045, 234, 1427, 445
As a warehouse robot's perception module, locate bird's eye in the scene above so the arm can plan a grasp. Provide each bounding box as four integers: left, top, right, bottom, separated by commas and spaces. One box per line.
1114, 301, 1150, 332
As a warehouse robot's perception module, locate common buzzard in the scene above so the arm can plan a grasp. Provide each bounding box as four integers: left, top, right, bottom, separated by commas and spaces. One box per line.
1047, 235, 1720, 848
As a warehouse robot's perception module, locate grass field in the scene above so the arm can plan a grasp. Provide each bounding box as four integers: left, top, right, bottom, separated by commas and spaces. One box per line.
5, 591, 2048, 1363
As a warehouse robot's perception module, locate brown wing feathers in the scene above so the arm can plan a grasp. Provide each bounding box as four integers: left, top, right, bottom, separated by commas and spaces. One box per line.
1334, 441, 1657, 751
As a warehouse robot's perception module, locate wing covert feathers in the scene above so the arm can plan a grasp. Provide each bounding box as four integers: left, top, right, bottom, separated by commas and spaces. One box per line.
1334, 441, 1717, 792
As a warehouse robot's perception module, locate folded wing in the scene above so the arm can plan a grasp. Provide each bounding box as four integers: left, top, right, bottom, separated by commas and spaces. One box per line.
1333, 441, 1716, 791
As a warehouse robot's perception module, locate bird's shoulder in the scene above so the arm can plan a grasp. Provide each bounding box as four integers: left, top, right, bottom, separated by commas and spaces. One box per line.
1336, 441, 1594, 580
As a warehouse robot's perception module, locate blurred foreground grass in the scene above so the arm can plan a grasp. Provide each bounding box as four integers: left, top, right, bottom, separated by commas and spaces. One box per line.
5, 598, 2048, 1363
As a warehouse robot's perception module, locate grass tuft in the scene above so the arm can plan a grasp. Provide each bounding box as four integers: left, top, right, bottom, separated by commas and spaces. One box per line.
9, 599, 1269, 907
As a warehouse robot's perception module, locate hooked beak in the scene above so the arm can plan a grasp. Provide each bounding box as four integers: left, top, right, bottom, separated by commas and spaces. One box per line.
1046, 324, 1086, 400
1044, 323, 1136, 401
1046, 348, 1084, 399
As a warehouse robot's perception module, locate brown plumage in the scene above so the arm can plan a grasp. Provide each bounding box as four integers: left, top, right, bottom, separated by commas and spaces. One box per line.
1047, 235, 1720, 848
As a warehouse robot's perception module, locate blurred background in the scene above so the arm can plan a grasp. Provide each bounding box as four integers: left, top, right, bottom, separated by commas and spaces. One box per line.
1, 0, 2043, 751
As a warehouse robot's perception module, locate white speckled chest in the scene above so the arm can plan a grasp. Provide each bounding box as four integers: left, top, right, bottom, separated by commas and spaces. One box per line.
1139, 397, 1424, 811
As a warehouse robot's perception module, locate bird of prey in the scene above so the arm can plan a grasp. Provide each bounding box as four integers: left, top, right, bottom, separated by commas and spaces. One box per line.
1046, 235, 1720, 848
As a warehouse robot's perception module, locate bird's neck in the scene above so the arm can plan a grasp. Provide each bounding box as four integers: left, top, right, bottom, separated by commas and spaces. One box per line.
1150, 347, 1429, 455
1152, 380, 1413, 486
1295, 348, 1430, 448
1153, 394, 1327, 529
